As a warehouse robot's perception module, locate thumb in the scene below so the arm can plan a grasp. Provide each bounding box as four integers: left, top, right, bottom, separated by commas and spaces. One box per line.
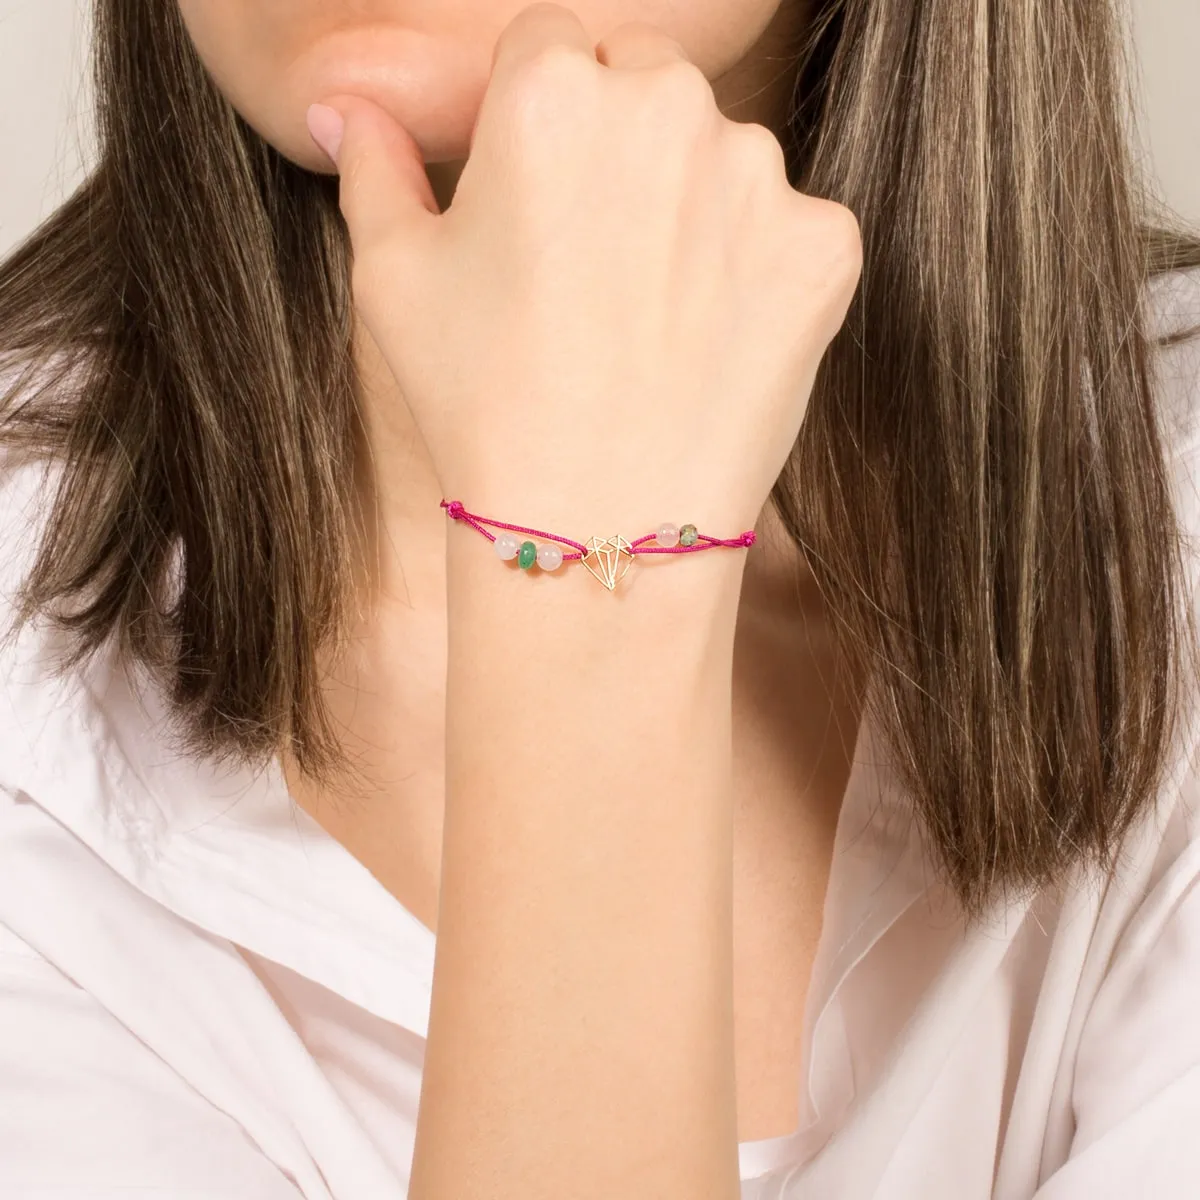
305, 95, 441, 253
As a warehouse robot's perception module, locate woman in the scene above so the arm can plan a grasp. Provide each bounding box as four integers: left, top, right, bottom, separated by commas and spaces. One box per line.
0, 0, 1198, 1195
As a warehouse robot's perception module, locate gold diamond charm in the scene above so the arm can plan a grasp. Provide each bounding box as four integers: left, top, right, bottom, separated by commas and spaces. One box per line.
580, 534, 634, 591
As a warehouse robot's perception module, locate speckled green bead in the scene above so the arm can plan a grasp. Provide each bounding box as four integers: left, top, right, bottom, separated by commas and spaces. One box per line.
518, 540, 538, 569
679, 523, 699, 546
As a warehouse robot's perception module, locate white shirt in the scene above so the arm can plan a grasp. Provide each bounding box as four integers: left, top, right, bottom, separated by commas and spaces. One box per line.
1, 267, 1199, 1199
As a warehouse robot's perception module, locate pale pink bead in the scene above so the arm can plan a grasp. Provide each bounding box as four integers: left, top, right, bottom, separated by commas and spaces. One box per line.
536, 542, 564, 571
656, 523, 681, 547
494, 532, 521, 560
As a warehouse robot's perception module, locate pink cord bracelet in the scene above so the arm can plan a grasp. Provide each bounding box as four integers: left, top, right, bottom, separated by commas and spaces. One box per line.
440, 498, 757, 592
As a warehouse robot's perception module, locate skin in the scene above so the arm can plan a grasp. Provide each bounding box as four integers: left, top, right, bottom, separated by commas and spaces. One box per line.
177, 1, 866, 1194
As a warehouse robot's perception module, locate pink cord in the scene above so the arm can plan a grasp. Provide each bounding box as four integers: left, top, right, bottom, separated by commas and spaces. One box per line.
440, 499, 756, 560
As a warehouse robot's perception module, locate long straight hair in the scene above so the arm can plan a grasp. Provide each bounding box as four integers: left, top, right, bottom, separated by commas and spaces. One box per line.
1, 0, 1199, 919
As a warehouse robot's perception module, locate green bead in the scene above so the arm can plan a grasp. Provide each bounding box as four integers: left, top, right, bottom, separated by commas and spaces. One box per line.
679, 524, 699, 546
518, 540, 538, 569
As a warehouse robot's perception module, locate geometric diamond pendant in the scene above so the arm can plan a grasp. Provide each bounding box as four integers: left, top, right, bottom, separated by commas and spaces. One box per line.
580, 534, 635, 591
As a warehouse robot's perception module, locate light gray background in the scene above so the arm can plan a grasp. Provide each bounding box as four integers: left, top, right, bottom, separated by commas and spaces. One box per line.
0, 0, 1196, 257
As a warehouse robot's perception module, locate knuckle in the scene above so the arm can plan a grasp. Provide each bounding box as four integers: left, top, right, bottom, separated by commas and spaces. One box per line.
502, 46, 595, 160
513, 41, 592, 95
775, 196, 864, 322
731, 120, 787, 179
785, 195, 862, 269
820, 200, 864, 271
496, 2, 575, 53
649, 58, 715, 118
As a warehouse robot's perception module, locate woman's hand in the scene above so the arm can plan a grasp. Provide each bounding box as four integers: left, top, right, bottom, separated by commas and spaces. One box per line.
307, 0, 862, 539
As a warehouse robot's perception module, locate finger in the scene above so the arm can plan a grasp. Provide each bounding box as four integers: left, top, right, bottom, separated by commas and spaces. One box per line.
489, 1, 597, 86
305, 94, 441, 255
593, 22, 691, 70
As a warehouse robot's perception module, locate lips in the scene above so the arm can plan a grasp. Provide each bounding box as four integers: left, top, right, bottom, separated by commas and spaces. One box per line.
293, 25, 492, 164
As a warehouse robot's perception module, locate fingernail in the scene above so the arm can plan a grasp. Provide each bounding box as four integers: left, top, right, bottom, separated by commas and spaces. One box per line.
306, 102, 344, 167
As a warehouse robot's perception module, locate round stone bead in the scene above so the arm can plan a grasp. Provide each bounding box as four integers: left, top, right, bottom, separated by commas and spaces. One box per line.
494, 532, 522, 560
656, 523, 681, 547
679, 523, 699, 546
536, 542, 564, 571
518, 540, 538, 569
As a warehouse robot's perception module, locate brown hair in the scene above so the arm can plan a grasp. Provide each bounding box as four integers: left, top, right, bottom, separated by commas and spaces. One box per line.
2, 0, 1199, 920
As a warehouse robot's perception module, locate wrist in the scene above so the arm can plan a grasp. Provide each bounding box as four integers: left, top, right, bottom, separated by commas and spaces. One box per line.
445, 515, 747, 667
442, 487, 752, 597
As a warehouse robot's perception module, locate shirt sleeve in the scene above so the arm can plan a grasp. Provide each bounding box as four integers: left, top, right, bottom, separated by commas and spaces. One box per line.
1029, 797, 1200, 1198
0, 924, 304, 1200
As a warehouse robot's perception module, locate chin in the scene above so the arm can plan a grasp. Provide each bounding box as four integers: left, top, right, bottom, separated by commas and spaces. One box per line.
285, 24, 492, 168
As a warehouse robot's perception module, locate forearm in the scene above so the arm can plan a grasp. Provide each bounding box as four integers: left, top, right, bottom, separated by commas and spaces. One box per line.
407, 524, 746, 1200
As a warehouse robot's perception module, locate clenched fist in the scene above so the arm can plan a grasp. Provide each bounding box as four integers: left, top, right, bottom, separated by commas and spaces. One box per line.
307, 0, 862, 542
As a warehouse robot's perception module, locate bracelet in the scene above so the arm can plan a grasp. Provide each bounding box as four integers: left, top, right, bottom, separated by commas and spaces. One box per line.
441, 499, 756, 592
